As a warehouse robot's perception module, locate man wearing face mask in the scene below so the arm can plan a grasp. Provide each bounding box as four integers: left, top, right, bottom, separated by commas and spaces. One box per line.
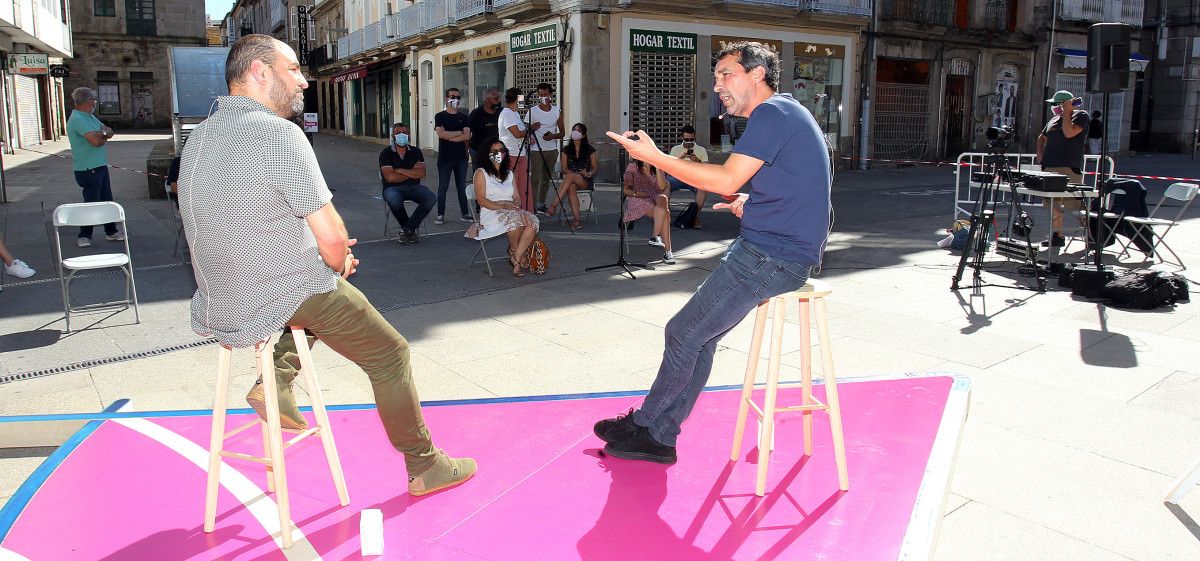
434, 88, 473, 224
379, 123, 437, 244
528, 83, 564, 214
1036, 90, 1090, 247
468, 88, 502, 169
666, 125, 710, 229
66, 87, 123, 247
180, 35, 476, 497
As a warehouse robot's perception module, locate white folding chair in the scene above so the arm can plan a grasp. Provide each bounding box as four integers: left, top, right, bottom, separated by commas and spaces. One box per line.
464, 185, 509, 276
1117, 182, 1198, 270
51, 202, 140, 332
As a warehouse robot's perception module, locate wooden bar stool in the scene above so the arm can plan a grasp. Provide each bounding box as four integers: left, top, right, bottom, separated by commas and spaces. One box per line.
730, 279, 849, 496
204, 327, 350, 549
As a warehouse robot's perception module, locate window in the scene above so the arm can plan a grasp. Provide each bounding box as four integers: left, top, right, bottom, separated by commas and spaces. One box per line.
129, 71, 154, 81
94, 0, 115, 16
125, 0, 156, 36
97, 82, 120, 115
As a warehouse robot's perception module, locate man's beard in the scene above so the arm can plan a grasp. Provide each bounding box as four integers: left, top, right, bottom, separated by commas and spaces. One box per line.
269, 71, 304, 118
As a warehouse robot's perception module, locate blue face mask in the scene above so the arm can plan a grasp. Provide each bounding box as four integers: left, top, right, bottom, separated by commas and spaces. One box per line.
394, 133, 409, 146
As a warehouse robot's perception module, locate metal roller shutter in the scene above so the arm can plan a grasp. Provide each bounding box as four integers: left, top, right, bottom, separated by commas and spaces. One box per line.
629, 51, 695, 148
15, 75, 43, 148
513, 48, 558, 110
873, 82, 930, 161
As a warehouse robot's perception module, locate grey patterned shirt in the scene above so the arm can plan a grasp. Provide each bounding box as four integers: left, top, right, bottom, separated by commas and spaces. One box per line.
179, 96, 337, 347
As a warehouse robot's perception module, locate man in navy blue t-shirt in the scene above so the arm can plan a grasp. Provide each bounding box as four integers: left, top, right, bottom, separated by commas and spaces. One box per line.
596, 42, 831, 464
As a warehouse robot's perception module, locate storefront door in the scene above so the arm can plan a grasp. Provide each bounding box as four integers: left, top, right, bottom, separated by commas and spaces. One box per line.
379, 70, 393, 139
943, 74, 972, 158
628, 29, 697, 148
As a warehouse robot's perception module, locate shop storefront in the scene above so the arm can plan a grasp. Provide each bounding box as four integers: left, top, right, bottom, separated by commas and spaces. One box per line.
443, 50, 469, 102
628, 28, 697, 148
332, 66, 367, 136
510, 24, 559, 104
472, 42, 507, 108
793, 41, 846, 147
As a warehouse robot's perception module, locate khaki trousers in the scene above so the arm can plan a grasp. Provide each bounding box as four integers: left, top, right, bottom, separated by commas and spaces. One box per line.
274, 278, 437, 475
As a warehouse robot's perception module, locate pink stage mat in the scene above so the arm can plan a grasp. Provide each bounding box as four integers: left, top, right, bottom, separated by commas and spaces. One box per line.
0, 375, 968, 561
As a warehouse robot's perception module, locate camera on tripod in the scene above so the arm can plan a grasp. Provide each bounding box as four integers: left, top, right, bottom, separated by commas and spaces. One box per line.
985, 125, 1012, 151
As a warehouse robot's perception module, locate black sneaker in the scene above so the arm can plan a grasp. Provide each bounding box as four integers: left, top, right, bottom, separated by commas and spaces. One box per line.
594, 408, 639, 443
1050, 233, 1066, 247
404, 230, 420, 244
536, 205, 548, 215
603, 425, 677, 465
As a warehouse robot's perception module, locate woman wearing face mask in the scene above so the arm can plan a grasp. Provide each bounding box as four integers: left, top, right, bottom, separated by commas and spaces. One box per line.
622, 157, 675, 264
472, 140, 540, 276
548, 123, 598, 230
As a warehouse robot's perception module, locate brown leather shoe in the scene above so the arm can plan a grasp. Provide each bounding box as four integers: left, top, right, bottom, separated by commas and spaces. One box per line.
245, 378, 309, 430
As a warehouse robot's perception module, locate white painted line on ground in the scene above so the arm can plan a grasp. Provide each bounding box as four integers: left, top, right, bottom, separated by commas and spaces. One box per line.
0, 547, 32, 561
112, 418, 323, 561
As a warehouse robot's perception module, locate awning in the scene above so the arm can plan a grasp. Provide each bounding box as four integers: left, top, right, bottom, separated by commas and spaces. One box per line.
1056, 47, 1150, 71
332, 67, 368, 84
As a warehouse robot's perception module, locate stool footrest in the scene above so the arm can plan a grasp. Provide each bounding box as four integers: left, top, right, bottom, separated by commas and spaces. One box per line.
225, 419, 261, 440
220, 450, 272, 466
283, 427, 321, 449
745, 398, 766, 419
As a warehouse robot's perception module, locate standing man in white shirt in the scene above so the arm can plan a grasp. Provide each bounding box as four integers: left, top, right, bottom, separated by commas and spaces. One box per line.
528, 83, 565, 214
497, 87, 537, 212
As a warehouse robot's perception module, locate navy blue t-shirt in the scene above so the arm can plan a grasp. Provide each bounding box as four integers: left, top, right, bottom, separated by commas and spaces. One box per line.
732, 93, 831, 266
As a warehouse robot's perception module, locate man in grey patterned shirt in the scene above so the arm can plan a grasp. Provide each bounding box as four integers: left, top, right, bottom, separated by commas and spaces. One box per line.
179, 35, 475, 497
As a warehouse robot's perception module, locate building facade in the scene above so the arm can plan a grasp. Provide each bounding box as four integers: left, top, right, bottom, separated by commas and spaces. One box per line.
66, 0, 207, 129
221, 0, 320, 123
0, 0, 74, 150
1134, 0, 1198, 154
307, 0, 871, 181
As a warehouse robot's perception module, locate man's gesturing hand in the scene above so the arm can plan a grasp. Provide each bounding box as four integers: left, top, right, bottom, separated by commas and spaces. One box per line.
712, 194, 749, 218
606, 130, 662, 163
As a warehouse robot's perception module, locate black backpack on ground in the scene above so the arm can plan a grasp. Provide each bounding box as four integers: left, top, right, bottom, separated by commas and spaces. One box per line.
1101, 271, 1188, 309
672, 203, 699, 229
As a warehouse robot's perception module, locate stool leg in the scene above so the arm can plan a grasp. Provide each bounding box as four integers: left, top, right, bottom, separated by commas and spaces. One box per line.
731, 300, 769, 462
799, 297, 814, 456
756, 298, 787, 496
815, 298, 849, 491
204, 345, 233, 534
257, 340, 293, 549
291, 328, 351, 506
261, 423, 274, 493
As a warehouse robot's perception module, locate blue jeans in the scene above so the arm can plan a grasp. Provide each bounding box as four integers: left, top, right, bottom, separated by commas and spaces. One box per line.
633, 238, 811, 446
382, 184, 436, 233
667, 175, 697, 193
73, 166, 118, 239
437, 159, 470, 218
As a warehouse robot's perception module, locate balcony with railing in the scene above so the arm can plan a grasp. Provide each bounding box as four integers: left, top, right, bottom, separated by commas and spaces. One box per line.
456, 0, 495, 19
802, 0, 873, 16
422, 0, 459, 31
880, 0, 954, 26
984, 0, 1014, 31
1058, 0, 1144, 26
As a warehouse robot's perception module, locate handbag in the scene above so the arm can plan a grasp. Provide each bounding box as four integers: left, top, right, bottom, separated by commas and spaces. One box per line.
526, 238, 550, 275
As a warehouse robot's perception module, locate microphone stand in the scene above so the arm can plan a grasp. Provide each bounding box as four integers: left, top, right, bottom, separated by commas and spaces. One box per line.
587, 148, 648, 279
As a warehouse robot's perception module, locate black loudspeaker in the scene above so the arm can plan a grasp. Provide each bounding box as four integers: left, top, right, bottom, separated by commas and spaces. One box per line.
1087, 23, 1131, 93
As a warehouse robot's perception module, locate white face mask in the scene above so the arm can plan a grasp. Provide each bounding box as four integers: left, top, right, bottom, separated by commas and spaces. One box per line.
489, 152, 504, 164
539, 96, 551, 105
394, 132, 409, 146
447, 98, 461, 108
570, 130, 583, 141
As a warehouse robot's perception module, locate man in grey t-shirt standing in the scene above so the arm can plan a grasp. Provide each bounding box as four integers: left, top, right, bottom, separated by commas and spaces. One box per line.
179, 35, 475, 497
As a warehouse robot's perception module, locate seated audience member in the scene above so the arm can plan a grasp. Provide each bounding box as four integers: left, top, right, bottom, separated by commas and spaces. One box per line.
0, 236, 35, 283
471, 140, 541, 277
666, 125, 708, 228
380, 123, 436, 244
623, 158, 675, 264
547, 122, 599, 230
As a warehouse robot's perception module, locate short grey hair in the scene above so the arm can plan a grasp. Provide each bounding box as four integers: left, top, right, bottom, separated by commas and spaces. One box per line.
71, 87, 96, 105
226, 34, 281, 87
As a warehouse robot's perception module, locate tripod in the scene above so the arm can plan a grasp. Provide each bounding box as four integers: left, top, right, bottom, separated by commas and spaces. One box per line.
519, 98, 564, 221
951, 145, 1047, 292
587, 149, 648, 279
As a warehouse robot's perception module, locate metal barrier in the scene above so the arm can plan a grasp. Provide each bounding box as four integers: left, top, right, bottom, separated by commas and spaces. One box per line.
422, 0, 457, 31
953, 153, 1116, 221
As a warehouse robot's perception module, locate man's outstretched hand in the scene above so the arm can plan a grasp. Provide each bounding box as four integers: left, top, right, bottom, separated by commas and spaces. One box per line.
713, 194, 748, 218
606, 130, 662, 163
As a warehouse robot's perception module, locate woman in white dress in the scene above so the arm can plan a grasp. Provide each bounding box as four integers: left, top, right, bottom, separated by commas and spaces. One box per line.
472, 140, 540, 276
